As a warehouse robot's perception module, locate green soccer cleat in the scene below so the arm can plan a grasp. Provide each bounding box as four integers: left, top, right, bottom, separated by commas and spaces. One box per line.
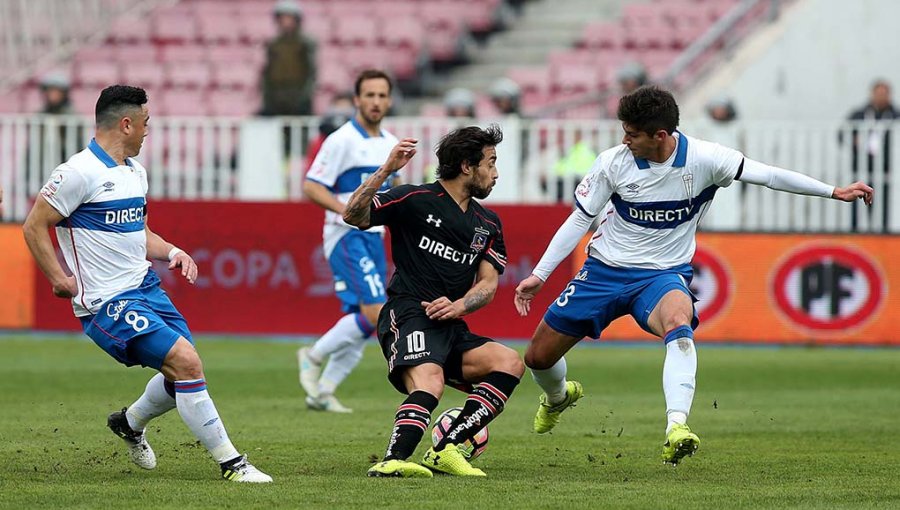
533, 381, 584, 434
422, 444, 486, 477
367, 459, 434, 478
661, 424, 700, 466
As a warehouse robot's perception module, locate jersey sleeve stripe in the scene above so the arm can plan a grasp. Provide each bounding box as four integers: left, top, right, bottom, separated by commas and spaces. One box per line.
373, 189, 431, 210
574, 198, 597, 217
487, 248, 507, 267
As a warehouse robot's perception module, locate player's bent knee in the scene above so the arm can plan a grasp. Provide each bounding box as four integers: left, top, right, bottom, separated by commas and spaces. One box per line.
524, 349, 553, 371
161, 338, 204, 381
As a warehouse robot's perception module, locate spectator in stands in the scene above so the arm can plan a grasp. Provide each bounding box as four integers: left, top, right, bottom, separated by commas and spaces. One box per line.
706, 95, 737, 124
444, 88, 476, 118
615, 61, 648, 96
39, 73, 75, 115
845, 79, 897, 231
544, 131, 597, 203
489, 78, 522, 116
304, 92, 356, 170
260, 0, 317, 116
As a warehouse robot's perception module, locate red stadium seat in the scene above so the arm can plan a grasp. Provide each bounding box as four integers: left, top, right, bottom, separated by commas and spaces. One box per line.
70, 87, 101, 115
331, 16, 380, 47
160, 44, 208, 63
115, 44, 158, 63
160, 88, 208, 116
107, 17, 152, 44
579, 22, 624, 51
0, 91, 22, 113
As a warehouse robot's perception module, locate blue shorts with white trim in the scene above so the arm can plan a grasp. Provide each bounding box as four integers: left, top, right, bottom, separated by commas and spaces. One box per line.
80, 269, 193, 370
543, 257, 699, 340
328, 230, 388, 313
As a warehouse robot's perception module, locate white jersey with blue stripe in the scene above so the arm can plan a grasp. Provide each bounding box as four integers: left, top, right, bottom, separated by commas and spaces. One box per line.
575, 132, 743, 269
40, 139, 151, 317
305, 118, 398, 258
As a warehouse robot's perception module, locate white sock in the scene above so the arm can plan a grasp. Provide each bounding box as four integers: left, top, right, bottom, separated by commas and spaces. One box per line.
319, 338, 366, 395
174, 379, 240, 464
663, 331, 697, 432
531, 356, 569, 405
309, 313, 370, 362
126, 373, 176, 431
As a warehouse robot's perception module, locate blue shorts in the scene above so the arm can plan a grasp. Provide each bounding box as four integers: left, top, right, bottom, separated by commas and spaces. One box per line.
328, 230, 388, 313
544, 257, 699, 340
80, 270, 193, 370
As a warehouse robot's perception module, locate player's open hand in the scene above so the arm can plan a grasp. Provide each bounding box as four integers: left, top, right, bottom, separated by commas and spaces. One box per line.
52, 275, 78, 298
421, 296, 465, 320
514, 274, 545, 317
832, 182, 874, 205
169, 251, 198, 284
384, 138, 418, 173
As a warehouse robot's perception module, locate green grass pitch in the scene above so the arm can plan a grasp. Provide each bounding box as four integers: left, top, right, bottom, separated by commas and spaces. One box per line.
1, 335, 898, 509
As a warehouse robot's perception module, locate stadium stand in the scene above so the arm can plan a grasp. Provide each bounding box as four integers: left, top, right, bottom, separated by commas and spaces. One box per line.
0, 0, 511, 116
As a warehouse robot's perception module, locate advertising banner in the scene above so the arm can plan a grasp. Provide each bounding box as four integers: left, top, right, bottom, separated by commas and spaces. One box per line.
0, 224, 34, 328
32, 202, 574, 339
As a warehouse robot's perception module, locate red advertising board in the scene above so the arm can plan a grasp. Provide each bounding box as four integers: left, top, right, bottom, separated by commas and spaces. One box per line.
32, 201, 574, 338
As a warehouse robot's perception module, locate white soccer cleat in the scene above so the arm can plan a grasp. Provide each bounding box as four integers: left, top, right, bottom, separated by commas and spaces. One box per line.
221, 455, 273, 483
107, 408, 157, 470
306, 394, 353, 413
297, 347, 321, 398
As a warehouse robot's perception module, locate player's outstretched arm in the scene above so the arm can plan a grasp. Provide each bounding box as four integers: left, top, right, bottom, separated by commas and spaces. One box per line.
343, 138, 417, 229
737, 158, 874, 204
421, 260, 499, 320
303, 179, 347, 215
145, 223, 198, 284
23, 197, 77, 298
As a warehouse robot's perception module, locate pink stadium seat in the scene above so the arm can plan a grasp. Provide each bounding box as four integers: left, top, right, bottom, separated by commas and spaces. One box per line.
153, 12, 199, 44
457, 1, 497, 34
160, 89, 208, 116
207, 45, 264, 66
317, 63, 351, 94
166, 62, 212, 89
75, 61, 121, 88
332, 16, 380, 47
551, 64, 599, 99
212, 61, 259, 89
70, 87, 100, 115
197, 13, 242, 44
0, 91, 22, 113
121, 61, 166, 89
622, 3, 661, 27
160, 44, 208, 63
107, 17, 152, 44
241, 15, 276, 44
23, 88, 43, 113
302, 17, 333, 43
380, 16, 424, 52
115, 44, 158, 63
419, 102, 447, 118
208, 89, 257, 117
579, 22, 623, 51
74, 46, 118, 63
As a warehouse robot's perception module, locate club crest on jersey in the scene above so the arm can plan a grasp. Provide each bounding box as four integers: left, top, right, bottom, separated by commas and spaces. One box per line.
106, 300, 129, 321
470, 227, 490, 252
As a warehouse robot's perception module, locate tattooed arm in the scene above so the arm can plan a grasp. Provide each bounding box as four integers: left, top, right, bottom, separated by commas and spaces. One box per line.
421, 261, 500, 320
342, 138, 418, 229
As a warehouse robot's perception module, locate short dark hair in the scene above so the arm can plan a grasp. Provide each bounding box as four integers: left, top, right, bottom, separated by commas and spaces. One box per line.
617, 85, 679, 135
354, 69, 393, 96
435, 125, 503, 180
95, 85, 147, 128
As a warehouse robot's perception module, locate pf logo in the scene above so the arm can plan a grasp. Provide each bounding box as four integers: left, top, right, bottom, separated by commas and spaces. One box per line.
772, 246, 884, 331
689, 247, 731, 323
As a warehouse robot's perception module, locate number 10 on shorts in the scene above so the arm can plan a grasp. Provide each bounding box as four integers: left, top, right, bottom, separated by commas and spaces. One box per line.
406, 331, 425, 353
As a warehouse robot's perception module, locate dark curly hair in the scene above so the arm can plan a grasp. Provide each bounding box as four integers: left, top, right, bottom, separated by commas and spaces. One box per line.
617, 85, 680, 136
435, 125, 503, 180
95, 85, 147, 128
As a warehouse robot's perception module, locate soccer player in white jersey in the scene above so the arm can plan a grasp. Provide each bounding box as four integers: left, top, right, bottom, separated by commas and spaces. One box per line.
298, 69, 399, 412
514, 86, 874, 466
22, 85, 271, 483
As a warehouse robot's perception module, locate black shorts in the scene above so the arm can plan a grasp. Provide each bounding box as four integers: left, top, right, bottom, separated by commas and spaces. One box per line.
377, 298, 492, 394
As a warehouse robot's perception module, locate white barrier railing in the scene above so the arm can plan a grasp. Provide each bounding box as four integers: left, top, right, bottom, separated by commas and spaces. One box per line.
1, 114, 896, 233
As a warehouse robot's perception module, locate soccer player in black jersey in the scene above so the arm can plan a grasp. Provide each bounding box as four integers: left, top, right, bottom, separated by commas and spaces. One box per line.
343, 125, 525, 478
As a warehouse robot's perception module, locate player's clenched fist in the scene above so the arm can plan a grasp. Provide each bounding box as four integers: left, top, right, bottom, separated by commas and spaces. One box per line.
421, 296, 465, 320
52, 276, 78, 298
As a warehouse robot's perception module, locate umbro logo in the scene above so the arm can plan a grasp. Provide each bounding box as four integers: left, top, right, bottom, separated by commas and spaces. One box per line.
102, 181, 115, 191
626, 183, 640, 194
426, 214, 442, 227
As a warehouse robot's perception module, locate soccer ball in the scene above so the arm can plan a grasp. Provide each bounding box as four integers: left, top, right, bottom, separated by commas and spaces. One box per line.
430, 406, 489, 460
